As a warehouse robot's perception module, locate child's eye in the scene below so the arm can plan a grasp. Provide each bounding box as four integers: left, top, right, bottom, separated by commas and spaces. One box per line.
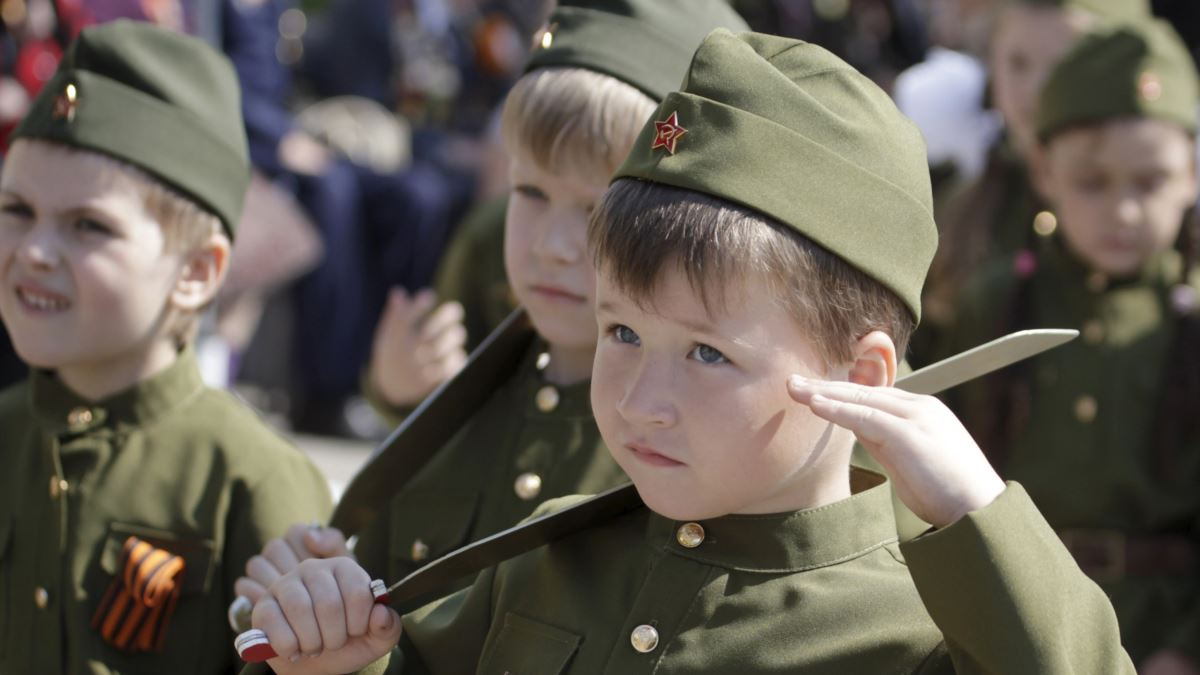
514, 184, 548, 201
610, 324, 640, 346
0, 200, 33, 220
688, 343, 729, 365
74, 218, 113, 236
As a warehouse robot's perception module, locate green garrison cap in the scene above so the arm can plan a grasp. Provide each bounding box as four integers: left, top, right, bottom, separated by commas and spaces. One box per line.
1006, 0, 1150, 22
1037, 19, 1199, 141
12, 20, 250, 237
525, 0, 749, 101
614, 30, 937, 320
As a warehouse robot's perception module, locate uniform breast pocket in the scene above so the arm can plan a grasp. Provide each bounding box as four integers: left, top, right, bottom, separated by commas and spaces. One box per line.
479, 612, 581, 675
387, 491, 480, 581
91, 522, 217, 675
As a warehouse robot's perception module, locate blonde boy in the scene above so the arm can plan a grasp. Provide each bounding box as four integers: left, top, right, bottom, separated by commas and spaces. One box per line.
0, 21, 330, 673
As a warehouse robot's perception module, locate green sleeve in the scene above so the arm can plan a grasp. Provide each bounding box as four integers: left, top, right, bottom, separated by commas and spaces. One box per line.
223, 452, 333, 603
902, 482, 1135, 674
351, 494, 394, 581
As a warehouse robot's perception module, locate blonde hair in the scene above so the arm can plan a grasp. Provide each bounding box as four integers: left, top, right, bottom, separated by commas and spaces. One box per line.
500, 66, 656, 178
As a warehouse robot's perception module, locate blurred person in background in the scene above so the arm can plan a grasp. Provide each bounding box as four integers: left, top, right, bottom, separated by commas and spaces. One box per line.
910, 0, 1150, 366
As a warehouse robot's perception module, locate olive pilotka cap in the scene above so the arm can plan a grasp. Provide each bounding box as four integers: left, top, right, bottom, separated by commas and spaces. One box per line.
525, 0, 749, 101
12, 20, 250, 237
614, 30, 937, 320
1037, 19, 1199, 141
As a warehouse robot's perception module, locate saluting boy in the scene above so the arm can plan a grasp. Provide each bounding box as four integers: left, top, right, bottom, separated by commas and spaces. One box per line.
0, 21, 331, 674
231, 0, 748, 617
940, 19, 1200, 672
243, 29, 1134, 674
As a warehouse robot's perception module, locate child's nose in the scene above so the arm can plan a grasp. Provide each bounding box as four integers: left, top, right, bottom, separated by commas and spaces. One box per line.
531, 211, 583, 265
17, 228, 60, 271
616, 360, 677, 428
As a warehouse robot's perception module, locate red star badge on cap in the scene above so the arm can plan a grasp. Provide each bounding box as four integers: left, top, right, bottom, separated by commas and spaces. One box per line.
52, 83, 78, 123
651, 111, 687, 155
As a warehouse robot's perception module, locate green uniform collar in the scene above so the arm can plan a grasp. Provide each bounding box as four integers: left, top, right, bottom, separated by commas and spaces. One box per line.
647, 468, 898, 573
29, 348, 205, 436
518, 339, 594, 419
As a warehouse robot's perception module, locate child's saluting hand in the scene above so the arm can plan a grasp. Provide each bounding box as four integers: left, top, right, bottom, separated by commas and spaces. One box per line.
788, 376, 1006, 529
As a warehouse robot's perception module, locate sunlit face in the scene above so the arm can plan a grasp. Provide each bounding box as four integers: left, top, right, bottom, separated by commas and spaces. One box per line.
0, 140, 185, 374
591, 267, 855, 521
1040, 118, 1198, 277
990, 6, 1090, 159
504, 152, 606, 352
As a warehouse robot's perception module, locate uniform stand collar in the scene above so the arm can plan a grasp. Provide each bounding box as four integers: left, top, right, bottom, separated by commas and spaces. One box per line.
646, 468, 899, 573
29, 347, 206, 437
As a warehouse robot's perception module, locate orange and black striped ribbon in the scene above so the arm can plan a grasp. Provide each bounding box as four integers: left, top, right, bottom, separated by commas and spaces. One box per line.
91, 536, 186, 652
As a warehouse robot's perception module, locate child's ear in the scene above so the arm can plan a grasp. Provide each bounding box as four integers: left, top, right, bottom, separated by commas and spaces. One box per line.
171, 231, 231, 312
846, 331, 897, 388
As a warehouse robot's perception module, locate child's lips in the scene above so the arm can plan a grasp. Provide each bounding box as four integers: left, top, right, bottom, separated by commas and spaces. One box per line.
627, 443, 685, 467
14, 282, 71, 313
530, 284, 587, 304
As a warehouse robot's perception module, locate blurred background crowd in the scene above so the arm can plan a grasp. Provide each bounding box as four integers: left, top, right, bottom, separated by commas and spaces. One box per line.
0, 0, 1195, 439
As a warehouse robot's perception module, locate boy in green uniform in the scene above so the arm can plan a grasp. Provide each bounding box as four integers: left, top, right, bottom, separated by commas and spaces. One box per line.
916, 0, 1148, 365
940, 19, 1200, 671
231, 0, 748, 611
243, 29, 1134, 674
0, 21, 332, 674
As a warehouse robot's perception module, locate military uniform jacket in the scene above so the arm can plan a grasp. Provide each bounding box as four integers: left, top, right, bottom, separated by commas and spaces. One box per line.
332, 470, 1131, 674
352, 340, 627, 604
939, 240, 1200, 662
0, 350, 332, 674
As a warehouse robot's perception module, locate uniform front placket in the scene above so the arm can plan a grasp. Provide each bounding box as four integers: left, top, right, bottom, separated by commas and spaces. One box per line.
600, 526, 715, 673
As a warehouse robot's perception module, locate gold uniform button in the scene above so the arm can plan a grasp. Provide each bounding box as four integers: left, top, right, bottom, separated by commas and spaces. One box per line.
535, 385, 560, 413
630, 624, 659, 653
67, 407, 93, 427
411, 539, 429, 563
676, 522, 705, 549
34, 587, 49, 609
1032, 211, 1058, 237
48, 476, 68, 499
1082, 319, 1104, 345
514, 472, 543, 501
1074, 395, 1098, 423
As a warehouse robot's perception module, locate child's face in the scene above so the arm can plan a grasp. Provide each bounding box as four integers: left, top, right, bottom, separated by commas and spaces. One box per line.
592, 266, 855, 521
1039, 118, 1198, 277
504, 152, 605, 353
990, 6, 1088, 159
0, 141, 187, 373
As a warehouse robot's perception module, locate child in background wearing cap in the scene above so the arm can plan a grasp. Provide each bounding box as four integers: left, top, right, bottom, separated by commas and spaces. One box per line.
939, 20, 1200, 673
242, 30, 1134, 675
0, 21, 332, 674
229, 0, 747, 621
913, 0, 1148, 365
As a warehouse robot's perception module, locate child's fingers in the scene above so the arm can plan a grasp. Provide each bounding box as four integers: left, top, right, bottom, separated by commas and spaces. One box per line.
788, 376, 917, 418
803, 393, 908, 448
262, 538, 303, 575
420, 323, 468, 363
273, 579, 322, 657
333, 563, 376, 638
407, 289, 438, 329
366, 605, 403, 647
303, 571, 348, 652
251, 596, 301, 662
418, 301, 465, 341
304, 527, 350, 559
245, 553, 286, 591
234, 577, 267, 604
